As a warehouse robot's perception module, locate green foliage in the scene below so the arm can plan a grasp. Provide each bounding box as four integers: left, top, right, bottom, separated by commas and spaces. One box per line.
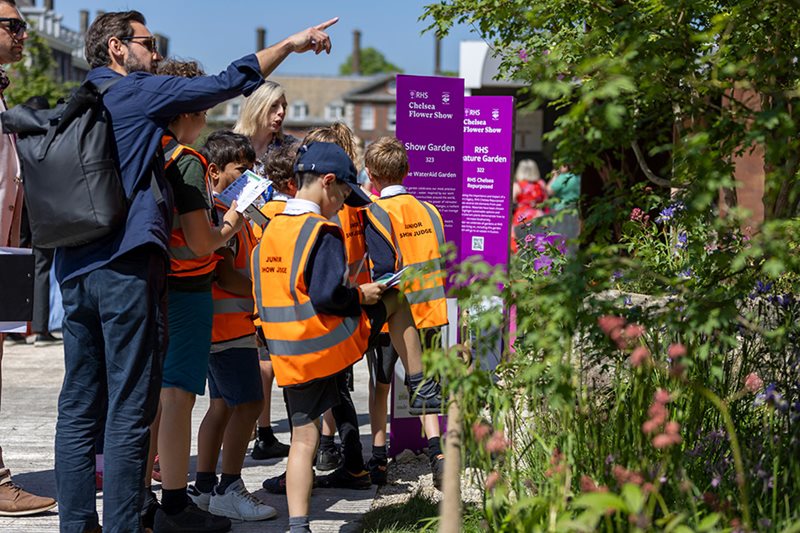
339, 47, 403, 75
4, 29, 74, 107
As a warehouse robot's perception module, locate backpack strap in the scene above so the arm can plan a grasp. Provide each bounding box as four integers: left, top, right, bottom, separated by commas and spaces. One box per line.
97, 76, 122, 95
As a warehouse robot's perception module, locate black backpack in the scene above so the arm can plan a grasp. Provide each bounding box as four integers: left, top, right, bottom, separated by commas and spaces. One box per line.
1, 78, 127, 248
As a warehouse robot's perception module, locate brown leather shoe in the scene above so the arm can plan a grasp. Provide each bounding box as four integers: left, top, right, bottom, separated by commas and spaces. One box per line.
0, 481, 57, 516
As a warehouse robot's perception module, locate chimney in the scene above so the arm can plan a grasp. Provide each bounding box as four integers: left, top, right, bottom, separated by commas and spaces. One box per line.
44, 0, 54, 10
79, 10, 89, 34
352, 29, 361, 75
154, 33, 169, 58
256, 27, 266, 51
96, 10, 105, 19
434, 36, 442, 76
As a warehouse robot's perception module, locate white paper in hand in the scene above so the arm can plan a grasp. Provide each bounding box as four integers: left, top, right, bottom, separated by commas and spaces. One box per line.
216, 170, 273, 212
373, 266, 410, 288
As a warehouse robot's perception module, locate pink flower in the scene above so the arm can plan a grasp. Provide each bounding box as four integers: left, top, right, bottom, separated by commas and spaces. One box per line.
642, 419, 660, 434
630, 207, 644, 221
580, 475, 608, 493
668, 344, 687, 358
624, 324, 645, 339
518, 49, 528, 62
652, 433, 682, 449
472, 422, 492, 442
597, 315, 625, 336
630, 346, 650, 367
665, 421, 680, 435
485, 431, 509, 454
654, 389, 671, 404
745, 372, 763, 393
485, 470, 501, 490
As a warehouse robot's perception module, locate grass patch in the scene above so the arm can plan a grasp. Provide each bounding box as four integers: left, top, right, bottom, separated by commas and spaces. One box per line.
361, 492, 484, 532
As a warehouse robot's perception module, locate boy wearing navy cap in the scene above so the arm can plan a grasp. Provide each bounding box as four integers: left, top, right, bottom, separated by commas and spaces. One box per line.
252, 142, 429, 532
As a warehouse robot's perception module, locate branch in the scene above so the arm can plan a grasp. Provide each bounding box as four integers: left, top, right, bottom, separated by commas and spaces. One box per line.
630, 140, 672, 188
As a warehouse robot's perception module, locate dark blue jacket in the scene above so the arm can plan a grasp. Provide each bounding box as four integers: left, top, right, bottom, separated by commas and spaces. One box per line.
55, 54, 264, 283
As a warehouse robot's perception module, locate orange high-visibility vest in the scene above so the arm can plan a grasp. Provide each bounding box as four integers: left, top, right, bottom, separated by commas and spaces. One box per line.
252, 199, 288, 240
252, 212, 370, 386
163, 135, 219, 278
365, 194, 448, 329
211, 199, 257, 344
332, 205, 371, 286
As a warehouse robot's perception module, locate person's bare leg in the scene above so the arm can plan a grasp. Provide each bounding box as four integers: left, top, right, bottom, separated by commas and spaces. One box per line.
196, 399, 232, 474
369, 382, 391, 447
256, 360, 274, 429
145, 402, 161, 486
384, 294, 424, 377
321, 410, 336, 437
158, 387, 196, 490
286, 420, 319, 518
422, 414, 440, 439
220, 400, 263, 475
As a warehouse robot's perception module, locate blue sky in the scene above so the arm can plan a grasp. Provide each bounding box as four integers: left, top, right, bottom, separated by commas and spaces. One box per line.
54, 1, 482, 76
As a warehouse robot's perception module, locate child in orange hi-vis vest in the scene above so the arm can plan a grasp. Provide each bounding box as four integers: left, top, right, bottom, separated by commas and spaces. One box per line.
362, 136, 447, 490
252, 142, 434, 531
183, 130, 278, 522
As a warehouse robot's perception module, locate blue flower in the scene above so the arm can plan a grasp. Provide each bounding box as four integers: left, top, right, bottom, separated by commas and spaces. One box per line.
679, 268, 693, 280
675, 231, 688, 250
754, 383, 789, 411
776, 294, 795, 308
655, 202, 685, 224
611, 270, 624, 281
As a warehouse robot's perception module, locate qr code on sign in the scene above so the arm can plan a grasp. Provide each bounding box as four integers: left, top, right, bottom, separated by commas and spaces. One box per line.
471, 236, 485, 251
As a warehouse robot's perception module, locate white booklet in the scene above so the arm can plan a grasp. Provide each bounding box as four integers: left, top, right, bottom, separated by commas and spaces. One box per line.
216, 170, 273, 213
374, 266, 410, 288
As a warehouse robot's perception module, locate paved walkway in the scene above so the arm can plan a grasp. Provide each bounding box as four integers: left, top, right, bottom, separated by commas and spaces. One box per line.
0, 339, 377, 532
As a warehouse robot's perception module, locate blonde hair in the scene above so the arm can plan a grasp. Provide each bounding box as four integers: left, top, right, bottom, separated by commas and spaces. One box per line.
233, 80, 286, 139
515, 159, 541, 182
303, 122, 358, 162
364, 137, 408, 185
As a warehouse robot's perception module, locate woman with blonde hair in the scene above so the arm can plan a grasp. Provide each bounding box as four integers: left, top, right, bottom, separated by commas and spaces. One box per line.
233, 80, 298, 175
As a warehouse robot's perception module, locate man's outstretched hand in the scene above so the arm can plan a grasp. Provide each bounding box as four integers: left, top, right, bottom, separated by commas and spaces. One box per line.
288, 17, 338, 55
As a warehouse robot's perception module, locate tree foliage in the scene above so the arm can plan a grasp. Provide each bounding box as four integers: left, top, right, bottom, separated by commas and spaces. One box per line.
424, 0, 800, 221
5, 29, 74, 107
339, 46, 403, 75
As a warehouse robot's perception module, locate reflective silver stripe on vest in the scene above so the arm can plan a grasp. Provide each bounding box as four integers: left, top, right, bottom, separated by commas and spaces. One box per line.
213, 298, 254, 315
367, 202, 403, 267
348, 259, 365, 279
289, 218, 323, 306
267, 314, 361, 356
169, 245, 198, 260
406, 285, 446, 305
262, 301, 316, 323
251, 243, 263, 320
420, 201, 445, 246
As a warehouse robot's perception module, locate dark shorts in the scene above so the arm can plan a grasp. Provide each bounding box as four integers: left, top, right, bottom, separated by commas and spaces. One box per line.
366, 327, 441, 385
163, 289, 213, 395
208, 347, 264, 406
285, 371, 344, 427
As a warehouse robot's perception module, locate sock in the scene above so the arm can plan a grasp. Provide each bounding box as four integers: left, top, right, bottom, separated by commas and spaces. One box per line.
407, 372, 423, 390
257, 426, 276, 444
427, 437, 443, 462
161, 487, 188, 515
372, 445, 388, 463
195, 472, 217, 494
319, 434, 337, 453
216, 473, 241, 495
289, 515, 311, 533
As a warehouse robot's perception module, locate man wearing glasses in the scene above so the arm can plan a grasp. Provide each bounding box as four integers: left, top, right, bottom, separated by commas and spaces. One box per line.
54, 9, 338, 533
0, 0, 59, 518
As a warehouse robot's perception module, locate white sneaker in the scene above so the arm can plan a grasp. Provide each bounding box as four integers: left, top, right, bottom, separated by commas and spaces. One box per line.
187, 484, 211, 511
208, 478, 277, 521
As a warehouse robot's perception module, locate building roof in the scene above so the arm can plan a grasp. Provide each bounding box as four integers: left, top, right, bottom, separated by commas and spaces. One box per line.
342, 73, 397, 103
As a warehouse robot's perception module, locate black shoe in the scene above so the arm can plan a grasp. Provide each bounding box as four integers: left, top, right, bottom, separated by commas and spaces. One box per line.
367, 457, 388, 486
316, 467, 372, 490
408, 379, 443, 415
431, 454, 445, 491
315, 446, 342, 472
250, 437, 290, 460
153, 503, 231, 532
141, 489, 160, 531
262, 471, 317, 495
34, 332, 62, 347
4, 333, 27, 345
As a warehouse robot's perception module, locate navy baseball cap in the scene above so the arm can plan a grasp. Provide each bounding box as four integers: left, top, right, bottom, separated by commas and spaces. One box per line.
294, 142, 372, 207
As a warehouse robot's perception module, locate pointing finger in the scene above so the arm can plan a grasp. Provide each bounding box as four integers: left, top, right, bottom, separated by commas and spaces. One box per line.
314, 17, 339, 31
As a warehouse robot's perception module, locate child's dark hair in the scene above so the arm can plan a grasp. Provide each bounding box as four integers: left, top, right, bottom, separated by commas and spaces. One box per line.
264, 141, 301, 194
201, 130, 256, 170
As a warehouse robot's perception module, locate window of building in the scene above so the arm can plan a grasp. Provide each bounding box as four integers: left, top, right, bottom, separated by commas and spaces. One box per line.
361, 104, 375, 131
387, 106, 396, 131
290, 100, 309, 120
229, 102, 240, 118
325, 103, 345, 122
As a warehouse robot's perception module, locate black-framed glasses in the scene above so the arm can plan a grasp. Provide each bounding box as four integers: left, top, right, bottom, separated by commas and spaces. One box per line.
0, 18, 27, 39
120, 35, 158, 54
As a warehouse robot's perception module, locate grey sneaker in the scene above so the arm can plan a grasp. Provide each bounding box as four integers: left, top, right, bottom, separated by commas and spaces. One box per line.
208, 478, 277, 521
187, 484, 212, 512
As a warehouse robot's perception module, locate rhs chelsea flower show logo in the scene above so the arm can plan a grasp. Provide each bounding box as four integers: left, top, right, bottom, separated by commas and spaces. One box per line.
492, 108, 500, 120
442, 91, 450, 105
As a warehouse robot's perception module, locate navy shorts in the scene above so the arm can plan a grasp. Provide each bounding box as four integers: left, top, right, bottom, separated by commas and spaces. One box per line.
207, 347, 264, 406
163, 289, 213, 395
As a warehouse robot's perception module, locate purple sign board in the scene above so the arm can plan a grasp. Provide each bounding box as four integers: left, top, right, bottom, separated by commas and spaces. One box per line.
395, 75, 465, 246
460, 96, 514, 266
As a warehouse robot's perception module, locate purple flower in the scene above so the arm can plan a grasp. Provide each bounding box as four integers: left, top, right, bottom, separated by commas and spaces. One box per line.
533, 255, 553, 273
675, 232, 688, 250
623, 295, 633, 306
518, 49, 528, 62
611, 270, 624, 281
679, 268, 693, 280
655, 202, 685, 224
755, 384, 789, 411
524, 233, 536, 244
776, 294, 795, 307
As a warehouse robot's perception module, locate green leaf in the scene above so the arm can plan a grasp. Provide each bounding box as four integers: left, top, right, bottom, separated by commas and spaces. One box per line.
572, 492, 628, 513
697, 513, 721, 532
621, 483, 644, 514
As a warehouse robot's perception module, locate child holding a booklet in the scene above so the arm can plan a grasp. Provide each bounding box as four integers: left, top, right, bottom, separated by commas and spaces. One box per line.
185, 130, 278, 522
363, 136, 447, 489
145, 61, 245, 531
